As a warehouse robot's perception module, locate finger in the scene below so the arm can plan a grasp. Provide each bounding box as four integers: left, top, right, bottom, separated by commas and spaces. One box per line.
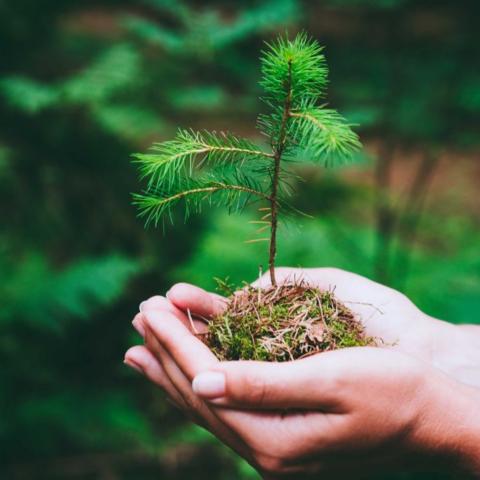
139, 320, 253, 460
207, 407, 335, 464
125, 345, 186, 409
139, 322, 214, 428
136, 312, 194, 390
134, 310, 206, 395
139, 310, 337, 464
142, 310, 219, 381
167, 283, 227, 320
140, 295, 207, 333
191, 350, 354, 411
141, 316, 214, 417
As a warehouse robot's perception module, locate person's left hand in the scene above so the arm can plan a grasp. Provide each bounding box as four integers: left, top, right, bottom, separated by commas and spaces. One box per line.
126, 298, 480, 479
126, 296, 256, 465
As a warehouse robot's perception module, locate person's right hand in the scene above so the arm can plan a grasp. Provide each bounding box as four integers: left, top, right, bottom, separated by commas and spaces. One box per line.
126, 298, 480, 479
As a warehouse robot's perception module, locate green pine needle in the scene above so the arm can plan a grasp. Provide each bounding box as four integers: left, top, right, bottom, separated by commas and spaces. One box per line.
260, 31, 328, 107
132, 129, 271, 188
133, 168, 271, 228
132, 31, 362, 244
290, 106, 362, 166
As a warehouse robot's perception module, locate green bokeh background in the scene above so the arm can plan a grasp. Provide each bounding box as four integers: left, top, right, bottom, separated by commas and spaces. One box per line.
1, 0, 479, 478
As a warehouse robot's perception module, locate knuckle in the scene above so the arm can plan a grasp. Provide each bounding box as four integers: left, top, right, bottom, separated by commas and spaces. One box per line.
321, 367, 344, 393
144, 295, 168, 309
239, 372, 267, 406
149, 295, 165, 302
142, 309, 158, 325
142, 311, 170, 337
183, 391, 203, 415
153, 375, 168, 391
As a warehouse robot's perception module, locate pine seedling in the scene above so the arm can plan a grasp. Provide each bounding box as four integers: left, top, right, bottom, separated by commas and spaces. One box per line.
133, 32, 374, 361
133, 32, 361, 286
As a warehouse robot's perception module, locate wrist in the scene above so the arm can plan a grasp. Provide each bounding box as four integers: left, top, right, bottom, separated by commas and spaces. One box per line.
430, 318, 480, 388
437, 382, 480, 478
412, 370, 480, 477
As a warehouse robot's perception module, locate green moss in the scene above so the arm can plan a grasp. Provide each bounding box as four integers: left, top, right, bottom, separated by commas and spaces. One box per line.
203, 283, 377, 362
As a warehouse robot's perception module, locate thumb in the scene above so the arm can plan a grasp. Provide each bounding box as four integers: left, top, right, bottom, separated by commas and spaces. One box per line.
168, 283, 227, 319
192, 353, 345, 411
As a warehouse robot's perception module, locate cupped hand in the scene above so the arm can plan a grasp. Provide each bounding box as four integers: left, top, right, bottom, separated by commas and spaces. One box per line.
150, 268, 439, 374
126, 299, 480, 478
253, 267, 433, 359
157, 267, 480, 386
126, 296, 254, 464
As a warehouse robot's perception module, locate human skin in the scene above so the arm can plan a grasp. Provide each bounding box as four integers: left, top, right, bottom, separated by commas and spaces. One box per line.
125, 268, 480, 478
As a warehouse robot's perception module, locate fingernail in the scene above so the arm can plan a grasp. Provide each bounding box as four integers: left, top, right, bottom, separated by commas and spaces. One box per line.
192, 371, 225, 399
132, 319, 146, 338
139, 301, 146, 312
165, 290, 170, 300
124, 359, 144, 375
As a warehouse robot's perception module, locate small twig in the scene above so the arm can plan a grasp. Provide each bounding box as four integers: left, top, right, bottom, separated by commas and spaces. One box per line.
203, 283, 377, 361
342, 300, 385, 316
187, 309, 199, 335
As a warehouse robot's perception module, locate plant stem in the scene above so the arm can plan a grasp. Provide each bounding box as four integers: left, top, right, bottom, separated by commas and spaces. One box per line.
269, 60, 293, 286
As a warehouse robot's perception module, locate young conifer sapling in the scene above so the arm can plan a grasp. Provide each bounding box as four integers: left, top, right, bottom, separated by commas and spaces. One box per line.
133, 33, 377, 361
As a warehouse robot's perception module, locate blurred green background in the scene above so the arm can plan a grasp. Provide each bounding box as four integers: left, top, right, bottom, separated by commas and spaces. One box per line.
1, 0, 479, 478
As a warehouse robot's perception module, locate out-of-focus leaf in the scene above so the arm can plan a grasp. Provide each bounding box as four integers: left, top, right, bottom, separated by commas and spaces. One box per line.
169, 85, 227, 111
93, 104, 163, 141
459, 79, 480, 112
0, 76, 60, 113
123, 17, 184, 51
327, 0, 408, 8
63, 44, 142, 104
1, 255, 142, 328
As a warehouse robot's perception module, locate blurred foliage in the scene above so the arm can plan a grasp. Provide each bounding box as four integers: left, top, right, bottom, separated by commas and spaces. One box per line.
0, 0, 479, 479
1, 253, 142, 328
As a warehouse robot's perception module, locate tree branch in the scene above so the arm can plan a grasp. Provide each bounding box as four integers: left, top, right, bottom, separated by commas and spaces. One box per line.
141, 146, 274, 166
145, 184, 272, 206
289, 111, 328, 132
197, 142, 275, 159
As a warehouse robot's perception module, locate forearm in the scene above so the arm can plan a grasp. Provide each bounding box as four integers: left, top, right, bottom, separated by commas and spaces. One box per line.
430, 318, 480, 388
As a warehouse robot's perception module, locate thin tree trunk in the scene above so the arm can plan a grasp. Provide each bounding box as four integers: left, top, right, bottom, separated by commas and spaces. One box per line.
393, 149, 441, 291
374, 140, 396, 284
372, 7, 406, 285
269, 60, 293, 286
